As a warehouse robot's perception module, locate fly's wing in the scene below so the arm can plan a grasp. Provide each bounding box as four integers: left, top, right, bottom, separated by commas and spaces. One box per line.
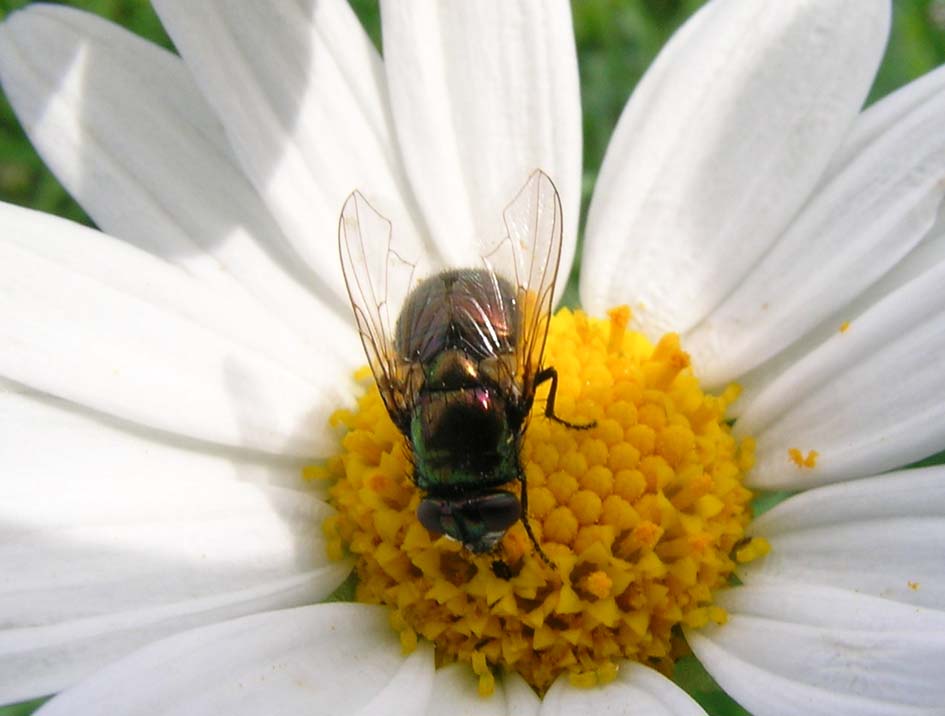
338, 191, 416, 432
481, 170, 563, 397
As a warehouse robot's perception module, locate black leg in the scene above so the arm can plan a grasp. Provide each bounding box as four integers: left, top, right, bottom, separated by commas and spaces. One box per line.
491, 559, 513, 580
534, 366, 596, 430
518, 470, 554, 567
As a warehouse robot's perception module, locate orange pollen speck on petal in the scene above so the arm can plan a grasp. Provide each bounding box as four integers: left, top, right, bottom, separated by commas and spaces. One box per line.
323, 307, 758, 694
788, 448, 819, 469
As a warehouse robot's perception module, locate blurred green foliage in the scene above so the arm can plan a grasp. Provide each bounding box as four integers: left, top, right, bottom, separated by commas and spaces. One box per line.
1, 1, 944, 715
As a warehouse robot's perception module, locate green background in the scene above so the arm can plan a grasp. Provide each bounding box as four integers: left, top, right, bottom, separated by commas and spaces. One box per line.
1, 1, 944, 714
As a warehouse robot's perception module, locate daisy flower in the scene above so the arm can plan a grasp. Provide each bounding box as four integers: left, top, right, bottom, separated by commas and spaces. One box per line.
2, 1, 945, 715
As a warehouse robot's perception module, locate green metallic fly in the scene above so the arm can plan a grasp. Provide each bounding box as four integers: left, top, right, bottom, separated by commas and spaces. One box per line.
339, 171, 591, 564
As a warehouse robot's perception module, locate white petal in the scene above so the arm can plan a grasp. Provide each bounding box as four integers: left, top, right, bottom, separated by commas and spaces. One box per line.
0, 386, 351, 704
736, 258, 945, 489
686, 583, 945, 716
380, 0, 582, 281
0, 204, 356, 457
740, 466, 945, 610
729, 207, 945, 420
503, 672, 543, 716
152, 0, 429, 305
0, 5, 361, 357
424, 664, 539, 716
728, 70, 945, 416
686, 64, 945, 387
582, 0, 889, 335
541, 663, 706, 716
34, 604, 434, 716
829, 62, 945, 173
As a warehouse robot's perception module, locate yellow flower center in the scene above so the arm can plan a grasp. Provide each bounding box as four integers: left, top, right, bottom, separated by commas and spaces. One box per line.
321, 307, 762, 695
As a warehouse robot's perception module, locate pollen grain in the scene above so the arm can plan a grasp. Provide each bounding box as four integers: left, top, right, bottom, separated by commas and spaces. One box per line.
788, 448, 819, 469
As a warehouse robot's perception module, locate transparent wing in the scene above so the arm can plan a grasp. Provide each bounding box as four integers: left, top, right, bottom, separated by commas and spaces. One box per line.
481, 170, 563, 395
338, 191, 417, 431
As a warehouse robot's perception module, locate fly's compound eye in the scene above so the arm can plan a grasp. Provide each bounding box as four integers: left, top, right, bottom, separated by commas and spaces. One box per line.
417, 492, 521, 553
465, 491, 520, 534
417, 498, 453, 537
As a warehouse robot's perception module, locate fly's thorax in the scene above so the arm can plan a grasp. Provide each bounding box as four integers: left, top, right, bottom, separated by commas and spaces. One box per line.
421, 349, 520, 393
409, 385, 520, 493
423, 350, 480, 389
395, 268, 519, 364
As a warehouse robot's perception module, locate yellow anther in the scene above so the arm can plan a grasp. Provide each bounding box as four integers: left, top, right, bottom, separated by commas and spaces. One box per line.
582, 465, 614, 497
735, 537, 771, 564
399, 627, 418, 654
607, 305, 631, 352
569, 670, 599, 689
614, 469, 646, 501
632, 520, 664, 550
580, 570, 613, 600
670, 473, 714, 510
548, 470, 579, 503
569, 490, 603, 525
601, 494, 639, 531
544, 505, 579, 544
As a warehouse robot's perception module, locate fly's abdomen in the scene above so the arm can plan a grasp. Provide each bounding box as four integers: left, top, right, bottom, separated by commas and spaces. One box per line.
410, 387, 516, 492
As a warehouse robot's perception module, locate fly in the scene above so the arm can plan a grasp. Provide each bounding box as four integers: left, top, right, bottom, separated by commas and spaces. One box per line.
338, 170, 592, 564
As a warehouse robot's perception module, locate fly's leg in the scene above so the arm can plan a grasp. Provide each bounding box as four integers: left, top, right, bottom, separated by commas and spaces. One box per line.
491, 560, 513, 580
517, 469, 554, 567
517, 367, 595, 568
535, 366, 596, 430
